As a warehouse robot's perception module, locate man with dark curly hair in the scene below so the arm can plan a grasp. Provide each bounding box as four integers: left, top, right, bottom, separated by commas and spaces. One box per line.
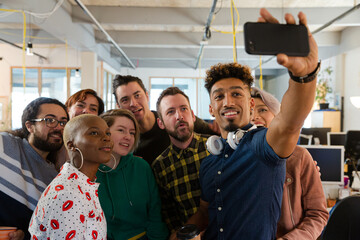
177, 9, 321, 240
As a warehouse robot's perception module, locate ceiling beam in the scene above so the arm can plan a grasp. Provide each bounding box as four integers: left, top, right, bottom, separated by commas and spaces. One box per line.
1, 0, 122, 70
72, 6, 360, 27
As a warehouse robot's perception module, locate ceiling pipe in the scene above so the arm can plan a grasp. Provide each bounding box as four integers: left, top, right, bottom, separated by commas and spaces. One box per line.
74, 0, 135, 69
252, 3, 360, 70
195, 0, 218, 69
0, 38, 47, 60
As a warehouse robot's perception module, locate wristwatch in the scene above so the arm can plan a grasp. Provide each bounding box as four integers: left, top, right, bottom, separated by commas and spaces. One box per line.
288, 61, 321, 83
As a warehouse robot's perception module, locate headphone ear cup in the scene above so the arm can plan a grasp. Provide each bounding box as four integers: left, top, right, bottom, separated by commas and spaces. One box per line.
206, 135, 223, 155
228, 130, 245, 150
227, 131, 237, 150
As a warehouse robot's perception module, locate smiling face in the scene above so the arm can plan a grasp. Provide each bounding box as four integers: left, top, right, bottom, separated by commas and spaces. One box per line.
209, 78, 254, 138
68, 94, 100, 119
72, 117, 113, 166
109, 116, 136, 157
115, 81, 150, 123
27, 103, 68, 152
251, 98, 275, 128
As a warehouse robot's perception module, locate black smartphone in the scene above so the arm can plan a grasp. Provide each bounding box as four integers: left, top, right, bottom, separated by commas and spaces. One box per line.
244, 22, 310, 56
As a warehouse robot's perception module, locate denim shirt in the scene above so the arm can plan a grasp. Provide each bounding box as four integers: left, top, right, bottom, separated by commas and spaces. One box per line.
200, 128, 286, 240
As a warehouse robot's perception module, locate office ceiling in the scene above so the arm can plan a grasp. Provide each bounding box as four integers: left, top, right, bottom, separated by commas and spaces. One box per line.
1, 0, 360, 76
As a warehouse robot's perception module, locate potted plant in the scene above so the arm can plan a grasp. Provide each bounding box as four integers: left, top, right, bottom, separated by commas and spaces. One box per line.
315, 66, 333, 109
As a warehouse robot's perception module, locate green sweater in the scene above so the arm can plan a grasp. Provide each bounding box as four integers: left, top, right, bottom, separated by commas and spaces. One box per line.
96, 153, 169, 240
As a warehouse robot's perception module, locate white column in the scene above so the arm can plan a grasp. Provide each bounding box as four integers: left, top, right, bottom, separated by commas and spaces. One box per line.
80, 52, 97, 90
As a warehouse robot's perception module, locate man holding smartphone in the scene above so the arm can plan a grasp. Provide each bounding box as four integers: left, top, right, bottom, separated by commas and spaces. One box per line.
173, 8, 320, 240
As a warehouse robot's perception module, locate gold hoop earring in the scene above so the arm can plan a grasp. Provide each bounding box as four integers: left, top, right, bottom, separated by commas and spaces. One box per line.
72, 147, 84, 170
98, 154, 117, 173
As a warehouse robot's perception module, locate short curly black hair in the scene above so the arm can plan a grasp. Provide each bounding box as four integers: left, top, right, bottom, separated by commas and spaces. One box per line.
205, 62, 254, 94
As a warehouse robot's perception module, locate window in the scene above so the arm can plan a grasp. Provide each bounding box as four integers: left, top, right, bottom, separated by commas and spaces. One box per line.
41, 69, 67, 103
149, 77, 212, 119
103, 71, 116, 111
70, 69, 81, 96
11, 67, 80, 129
12, 68, 40, 129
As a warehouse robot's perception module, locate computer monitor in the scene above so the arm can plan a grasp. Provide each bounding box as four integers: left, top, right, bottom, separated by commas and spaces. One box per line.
345, 131, 360, 159
301, 145, 344, 185
328, 132, 346, 146
299, 134, 313, 145
300, 127, 331, 145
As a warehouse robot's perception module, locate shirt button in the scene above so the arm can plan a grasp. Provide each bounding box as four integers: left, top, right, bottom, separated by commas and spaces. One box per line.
224, 154, 228, 158
220, 228, 224, 232
287, 178, 292, 183
218, 171, 222, 175
218, 207, 222, 211
217, 189, 221, 192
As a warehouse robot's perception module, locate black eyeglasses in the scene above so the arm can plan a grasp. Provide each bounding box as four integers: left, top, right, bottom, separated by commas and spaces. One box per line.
30, 118, 67, 128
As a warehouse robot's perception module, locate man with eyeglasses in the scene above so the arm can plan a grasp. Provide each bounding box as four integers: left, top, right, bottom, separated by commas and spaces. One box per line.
0, 97, 69, 240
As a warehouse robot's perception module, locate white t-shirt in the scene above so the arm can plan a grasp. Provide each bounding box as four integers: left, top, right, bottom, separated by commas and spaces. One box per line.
29, 162, 107, 239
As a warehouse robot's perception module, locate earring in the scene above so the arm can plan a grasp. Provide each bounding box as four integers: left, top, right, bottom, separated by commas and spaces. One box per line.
98, 154, 117, 173
72, 147, 84, 170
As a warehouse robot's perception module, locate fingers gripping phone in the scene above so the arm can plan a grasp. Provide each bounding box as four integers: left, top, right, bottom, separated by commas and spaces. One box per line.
244, 22, 310, 56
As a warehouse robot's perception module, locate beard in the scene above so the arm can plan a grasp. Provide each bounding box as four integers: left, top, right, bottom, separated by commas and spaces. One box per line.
166, 121, 194, 142
224, 121, 240, 132
32, 131, 63, 152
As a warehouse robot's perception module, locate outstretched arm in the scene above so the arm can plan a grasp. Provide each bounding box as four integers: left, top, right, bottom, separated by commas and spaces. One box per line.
259, 9, 319, 158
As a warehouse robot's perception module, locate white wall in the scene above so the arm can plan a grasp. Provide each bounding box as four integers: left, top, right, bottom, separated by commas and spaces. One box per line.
264, 73, 289, 102
343, 47, 360, 131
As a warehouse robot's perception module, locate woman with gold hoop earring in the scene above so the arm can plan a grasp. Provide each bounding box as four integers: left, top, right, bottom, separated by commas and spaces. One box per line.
98, 109, 168, 240
29, 114, 113, 239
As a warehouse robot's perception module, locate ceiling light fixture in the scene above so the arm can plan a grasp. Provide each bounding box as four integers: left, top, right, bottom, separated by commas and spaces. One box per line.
75, 68, 80, 78
26, 42, 34, 56
350, 96, 360, 109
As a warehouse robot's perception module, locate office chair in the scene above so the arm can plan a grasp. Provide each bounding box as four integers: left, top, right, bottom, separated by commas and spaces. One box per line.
345, 131, 360, 160
321, 196, 360, 240
345, 131, 360, 188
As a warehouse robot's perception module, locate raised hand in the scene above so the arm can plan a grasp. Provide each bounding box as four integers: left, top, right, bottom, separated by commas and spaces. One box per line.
258, 8, 319, 77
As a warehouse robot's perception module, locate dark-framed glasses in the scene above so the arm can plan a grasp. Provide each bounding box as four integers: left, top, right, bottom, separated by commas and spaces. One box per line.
30, 118, 67, 128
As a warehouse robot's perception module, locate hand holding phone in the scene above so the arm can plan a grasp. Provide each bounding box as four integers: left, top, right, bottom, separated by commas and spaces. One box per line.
256, 8, 318, 77
244, 22, 310, 57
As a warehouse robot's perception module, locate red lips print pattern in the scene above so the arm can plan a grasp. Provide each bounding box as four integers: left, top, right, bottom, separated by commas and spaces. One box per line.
28, 162, 107, 239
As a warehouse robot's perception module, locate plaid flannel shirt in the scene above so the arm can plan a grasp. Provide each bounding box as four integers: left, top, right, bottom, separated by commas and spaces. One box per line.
151, 133, 209, 232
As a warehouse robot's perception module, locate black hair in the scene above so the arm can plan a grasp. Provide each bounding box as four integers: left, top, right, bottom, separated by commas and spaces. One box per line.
112, 75, 147, 104
12, 97, 69, 139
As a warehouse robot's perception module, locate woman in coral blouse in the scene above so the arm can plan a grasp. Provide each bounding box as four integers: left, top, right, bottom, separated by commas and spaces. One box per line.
29, 114, 113, 239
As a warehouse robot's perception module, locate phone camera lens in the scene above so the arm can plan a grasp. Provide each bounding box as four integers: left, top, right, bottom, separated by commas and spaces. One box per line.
249, 41, 255, 51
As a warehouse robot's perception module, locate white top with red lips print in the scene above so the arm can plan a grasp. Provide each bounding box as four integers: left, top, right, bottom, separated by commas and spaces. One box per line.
28, 162, 107, 240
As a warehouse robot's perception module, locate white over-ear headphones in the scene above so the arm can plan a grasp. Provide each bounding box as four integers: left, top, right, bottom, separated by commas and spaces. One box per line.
206, 125, 257, 155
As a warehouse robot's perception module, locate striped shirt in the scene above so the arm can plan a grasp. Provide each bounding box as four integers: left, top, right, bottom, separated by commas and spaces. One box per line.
152, 133, 209, 232
0, 132, 58, 239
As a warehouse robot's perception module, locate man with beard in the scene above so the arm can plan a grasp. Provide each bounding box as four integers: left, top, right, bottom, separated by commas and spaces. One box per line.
0, 97, 68, 240
177, 9, 321, 240
152, 87, 209, 233
112, 75, 218, 166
